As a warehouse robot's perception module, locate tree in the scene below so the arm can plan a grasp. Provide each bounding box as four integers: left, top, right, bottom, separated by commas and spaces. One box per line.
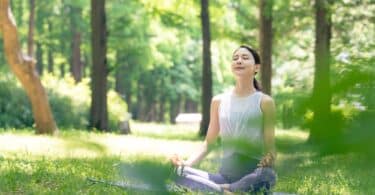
70, 5, 83, 83
107, 0, 152, 121
47, 21, 54, 73
89, 0, 108, 131
259, 0, 273, 95
199, 0, 212, 136
0, 0, 58, 134
308, 0, 332, 143
27, 0, 35, 56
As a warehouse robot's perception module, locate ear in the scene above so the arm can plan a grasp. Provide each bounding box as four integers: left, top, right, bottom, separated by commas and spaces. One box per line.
254, 64, 261, 74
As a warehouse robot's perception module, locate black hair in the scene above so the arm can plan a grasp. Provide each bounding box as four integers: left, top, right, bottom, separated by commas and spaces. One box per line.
235, 45, 262, 91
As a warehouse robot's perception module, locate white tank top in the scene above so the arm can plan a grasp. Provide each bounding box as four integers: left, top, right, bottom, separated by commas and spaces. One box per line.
218, 90, 264, 160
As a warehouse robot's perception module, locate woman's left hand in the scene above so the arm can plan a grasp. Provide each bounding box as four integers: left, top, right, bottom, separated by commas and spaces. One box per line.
257, 152, 275, 168
169, 154, 184, 167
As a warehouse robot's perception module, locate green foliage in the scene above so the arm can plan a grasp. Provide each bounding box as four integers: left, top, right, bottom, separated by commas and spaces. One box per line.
43, 74, 128, 130
274, 89, 310, 129
42, 74, 90, 129
1, 0, 373, 133
108, 90, 130, 128
0, 76, 33, 128
0, 74, 128, 131
331, 56, 375, 154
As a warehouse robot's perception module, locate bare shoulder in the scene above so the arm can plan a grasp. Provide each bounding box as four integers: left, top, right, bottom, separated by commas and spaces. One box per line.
212, 94, 224, 103
260, 94, 276, 112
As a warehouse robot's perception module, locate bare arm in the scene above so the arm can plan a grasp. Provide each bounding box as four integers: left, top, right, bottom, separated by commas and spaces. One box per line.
183, 95, 221, 167
258, 95, 276, 167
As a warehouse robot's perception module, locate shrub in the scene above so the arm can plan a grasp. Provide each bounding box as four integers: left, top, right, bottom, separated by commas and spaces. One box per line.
0, 74, 128, 131
0, 76, 33, 128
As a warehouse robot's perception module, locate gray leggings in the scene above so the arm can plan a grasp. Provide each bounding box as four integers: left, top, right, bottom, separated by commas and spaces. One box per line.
175, 166, 276, 193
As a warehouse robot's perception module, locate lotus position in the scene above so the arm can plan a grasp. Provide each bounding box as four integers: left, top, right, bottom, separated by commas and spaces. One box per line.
170, 45, 277, 193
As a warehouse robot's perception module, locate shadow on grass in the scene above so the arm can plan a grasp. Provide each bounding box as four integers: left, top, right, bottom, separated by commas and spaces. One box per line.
58, 131, 108, 155
274, 134, 375, 195
63, 137, 107, 154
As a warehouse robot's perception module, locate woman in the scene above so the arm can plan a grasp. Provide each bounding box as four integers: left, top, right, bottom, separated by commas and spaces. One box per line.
170, 45, 277, 193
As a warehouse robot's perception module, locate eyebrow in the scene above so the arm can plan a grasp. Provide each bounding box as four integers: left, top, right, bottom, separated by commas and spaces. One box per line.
233, 54, 249, 56
233, 54, 250, 57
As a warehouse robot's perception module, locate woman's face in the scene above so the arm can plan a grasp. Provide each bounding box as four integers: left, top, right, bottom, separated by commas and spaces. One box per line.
231, 47, 260, 78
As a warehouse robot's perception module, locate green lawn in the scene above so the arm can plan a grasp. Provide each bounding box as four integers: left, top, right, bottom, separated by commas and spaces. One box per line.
0, 123, 373, 194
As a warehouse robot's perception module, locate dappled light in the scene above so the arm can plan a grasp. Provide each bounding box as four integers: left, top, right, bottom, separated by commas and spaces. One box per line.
0, 125, 202, 159
0, 0, 374, 193
1, 126, 374, 193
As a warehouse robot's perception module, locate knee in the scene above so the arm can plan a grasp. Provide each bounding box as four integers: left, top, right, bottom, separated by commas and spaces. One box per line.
257, 167, 277, 186
229, 167, 277, 193
248, 169, 277, 193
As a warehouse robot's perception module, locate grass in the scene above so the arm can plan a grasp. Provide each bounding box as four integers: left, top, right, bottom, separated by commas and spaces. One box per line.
274, 133, 375, 195
0, 122, 374, 194
0, 156, 125, 194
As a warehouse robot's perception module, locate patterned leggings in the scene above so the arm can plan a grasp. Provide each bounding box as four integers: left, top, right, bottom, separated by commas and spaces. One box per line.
175, 166, 276, 193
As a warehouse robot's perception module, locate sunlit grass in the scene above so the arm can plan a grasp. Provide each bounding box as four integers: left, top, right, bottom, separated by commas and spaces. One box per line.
0, 155, 126, 194
0, 123, 374, 194
0, 122, 202, 164
276, 152, 375, 194
273, 129, 375, 195
130, 122, 201, 141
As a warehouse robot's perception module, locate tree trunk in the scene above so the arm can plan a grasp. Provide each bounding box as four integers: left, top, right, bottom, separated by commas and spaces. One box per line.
47, 49, 54, 73
35, 1, 44, 75
90, 0, 108, 131
47, 21, 54, 73
126, 91, 132, 117
71, 30, 82, 82
199, 0, 213, 136
185, 99, 198, 113
0, 0, 58, 134
27, 0, 35, 56
135, 87, 143, 120
60, 62, 65, 77
70, 6, 83, 83
115, 63, 126, 96
158, 98, 165, 122
259, 0, 273, 95
308, 0, 332, 143
170, 96, 182, 124
147, 103, 157, 122
36, 42, 43, 74
169, 100, 177, 124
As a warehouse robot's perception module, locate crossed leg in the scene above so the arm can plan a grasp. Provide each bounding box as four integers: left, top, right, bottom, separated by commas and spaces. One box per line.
175, 166, 227, 192
175, 166, 276, 193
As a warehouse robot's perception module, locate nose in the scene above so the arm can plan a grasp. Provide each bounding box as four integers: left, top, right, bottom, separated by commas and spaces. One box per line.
236, 58, 242, 64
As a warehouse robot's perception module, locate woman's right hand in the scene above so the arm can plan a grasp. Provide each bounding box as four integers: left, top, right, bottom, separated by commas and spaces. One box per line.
169, 154, 184, 167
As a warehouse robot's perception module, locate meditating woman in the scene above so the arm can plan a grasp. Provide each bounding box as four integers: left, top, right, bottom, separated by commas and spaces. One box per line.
170, 45, 277, 193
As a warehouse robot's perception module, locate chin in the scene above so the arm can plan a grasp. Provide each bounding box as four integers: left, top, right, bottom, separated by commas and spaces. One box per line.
233, 73, 249, 79
232, 70, 246, 75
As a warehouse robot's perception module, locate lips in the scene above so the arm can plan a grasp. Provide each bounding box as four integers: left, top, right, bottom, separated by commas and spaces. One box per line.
234, 67, 245, 70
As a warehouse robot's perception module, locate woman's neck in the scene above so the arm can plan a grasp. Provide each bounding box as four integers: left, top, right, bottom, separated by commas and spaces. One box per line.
234, 77, 256, 97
